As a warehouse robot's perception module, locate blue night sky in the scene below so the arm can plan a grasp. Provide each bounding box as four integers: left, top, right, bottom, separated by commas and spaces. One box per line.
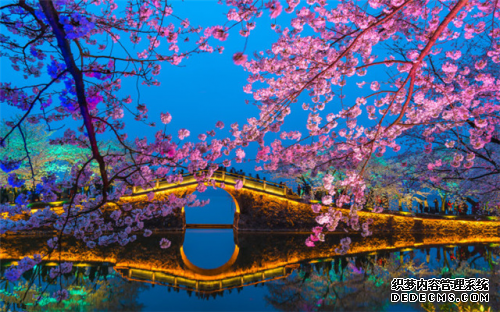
0, 0, 377, 179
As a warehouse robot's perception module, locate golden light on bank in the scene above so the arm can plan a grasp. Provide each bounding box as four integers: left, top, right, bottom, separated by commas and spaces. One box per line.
3, 169, 500, 235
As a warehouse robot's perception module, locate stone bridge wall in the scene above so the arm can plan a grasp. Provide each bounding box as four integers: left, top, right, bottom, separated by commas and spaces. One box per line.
123, 183, 500, 235
226, 188, 500, 234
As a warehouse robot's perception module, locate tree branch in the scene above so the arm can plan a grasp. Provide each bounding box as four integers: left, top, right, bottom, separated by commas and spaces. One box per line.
39, 0, 109, 194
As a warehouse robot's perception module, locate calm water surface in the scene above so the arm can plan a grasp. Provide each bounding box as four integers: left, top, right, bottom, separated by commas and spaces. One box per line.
1, 229, 499, 311
1, 191, 499, 311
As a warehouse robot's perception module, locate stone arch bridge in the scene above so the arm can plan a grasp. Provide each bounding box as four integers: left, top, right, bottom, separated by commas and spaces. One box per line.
125, 170, 500, 234
128, 169, 306, 230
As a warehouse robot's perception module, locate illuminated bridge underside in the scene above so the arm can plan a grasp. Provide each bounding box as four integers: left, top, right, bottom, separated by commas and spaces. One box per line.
123, 170, 500, 233
115, 264, 298, 294
2, 232, 500, 294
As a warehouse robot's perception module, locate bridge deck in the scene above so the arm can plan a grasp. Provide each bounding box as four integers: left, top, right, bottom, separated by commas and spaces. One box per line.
132, 170, 292, 198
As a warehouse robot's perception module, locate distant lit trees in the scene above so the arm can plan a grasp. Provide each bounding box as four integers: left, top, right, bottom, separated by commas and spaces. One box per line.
0, 119, 113, 186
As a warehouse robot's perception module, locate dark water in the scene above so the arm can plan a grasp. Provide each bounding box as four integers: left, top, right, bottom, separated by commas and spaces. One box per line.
1, 229, 499, 311
1, 191, 499, 311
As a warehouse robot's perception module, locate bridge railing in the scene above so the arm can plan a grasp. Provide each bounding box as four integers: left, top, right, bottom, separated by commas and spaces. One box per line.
133, 170, 292, 197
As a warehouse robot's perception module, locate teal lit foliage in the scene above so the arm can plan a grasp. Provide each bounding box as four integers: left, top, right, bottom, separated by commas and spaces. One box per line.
0, 120, 120, 185
0, 263, 148, 311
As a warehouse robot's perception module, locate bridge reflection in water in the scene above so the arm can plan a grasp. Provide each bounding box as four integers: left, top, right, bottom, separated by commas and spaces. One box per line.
116, 259, 297, 294
2, 230, 500, 296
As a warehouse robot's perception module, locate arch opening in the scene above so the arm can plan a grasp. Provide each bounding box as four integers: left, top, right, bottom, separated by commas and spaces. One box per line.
184, 186, 238, 225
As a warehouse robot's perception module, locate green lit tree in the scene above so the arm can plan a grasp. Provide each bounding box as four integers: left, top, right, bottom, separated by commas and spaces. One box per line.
0, 118, 120, 187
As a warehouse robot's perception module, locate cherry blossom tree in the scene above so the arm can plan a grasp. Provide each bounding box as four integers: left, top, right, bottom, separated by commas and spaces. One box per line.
2, 0, 500, 303
231, 0, 500, 240
400, 123, 500, 211
0, 1, 248, 232
0, 0, 239, 298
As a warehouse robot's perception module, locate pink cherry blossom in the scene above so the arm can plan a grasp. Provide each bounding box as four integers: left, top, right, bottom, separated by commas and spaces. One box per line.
215, 121, 225, 129
160, 238, 171, 249
311, 204, 322, 213
234, 179, 243, 190
232, 52, 247, 65
267, 0, 283, 19
236, 148, 245, 159
212, 26, 229, 41
178, 129, 190, 140
305, 237, 315, 247
321, 195, 332, 205
160, 112, 172, 124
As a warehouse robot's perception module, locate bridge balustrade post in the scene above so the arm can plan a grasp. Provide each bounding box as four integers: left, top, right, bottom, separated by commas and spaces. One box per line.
222, 171, 225, 181
155, 180, 159, 189
242, 177, 246, 186
283, 186, 287, 196
263, 181, 267, 191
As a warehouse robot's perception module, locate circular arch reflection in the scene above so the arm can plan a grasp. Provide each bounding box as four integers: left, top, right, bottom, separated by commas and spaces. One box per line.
180, 244, 239, 276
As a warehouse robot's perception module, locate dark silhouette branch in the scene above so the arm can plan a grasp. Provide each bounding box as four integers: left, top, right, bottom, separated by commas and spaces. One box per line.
39, 0, 109, 195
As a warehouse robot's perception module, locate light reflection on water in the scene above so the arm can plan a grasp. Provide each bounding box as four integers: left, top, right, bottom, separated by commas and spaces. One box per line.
182, 229, 236, 269
1, 232, 499, 311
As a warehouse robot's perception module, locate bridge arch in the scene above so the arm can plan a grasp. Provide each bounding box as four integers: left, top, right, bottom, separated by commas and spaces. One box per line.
180, 183, 240, 227
130, 170, 294, 230
133, 170, 290, 211
185, 182, 240, 214
180, 244, 239, 276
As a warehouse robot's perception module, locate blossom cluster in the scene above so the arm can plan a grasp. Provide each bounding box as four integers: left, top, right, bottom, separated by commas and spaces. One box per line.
4, 255, 42, 282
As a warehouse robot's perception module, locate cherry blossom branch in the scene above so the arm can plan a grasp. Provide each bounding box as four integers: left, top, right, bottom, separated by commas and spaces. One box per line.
257, 0, 415, 132
361, 0, 469, 174
0, 70, 67, 146
386, 0, 469, 131
39, 0, 109, 194
18, 126, 36, 192
356, 60, 412, 70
